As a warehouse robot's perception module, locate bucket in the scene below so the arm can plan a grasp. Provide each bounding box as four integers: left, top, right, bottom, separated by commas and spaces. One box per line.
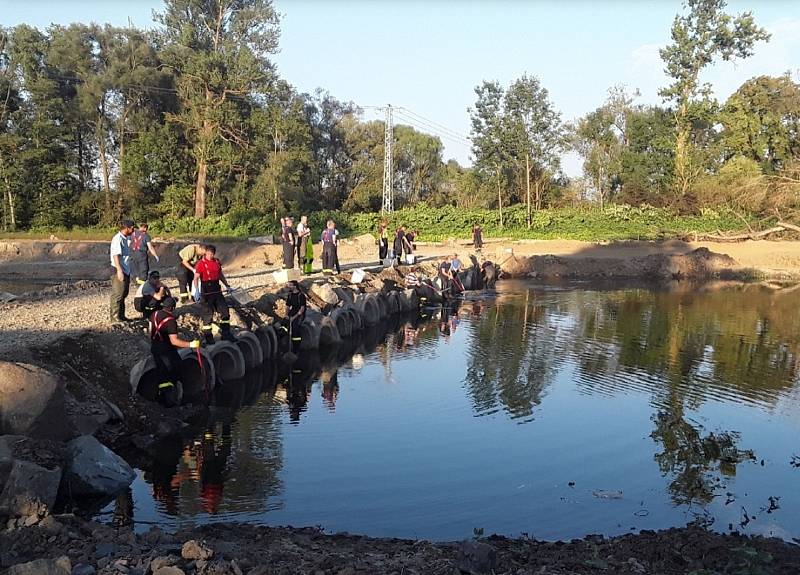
405, 254, 416, 265
351, 268, 366, 284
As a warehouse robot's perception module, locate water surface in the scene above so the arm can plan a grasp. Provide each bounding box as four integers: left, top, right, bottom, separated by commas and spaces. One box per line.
123, 281, 800, 541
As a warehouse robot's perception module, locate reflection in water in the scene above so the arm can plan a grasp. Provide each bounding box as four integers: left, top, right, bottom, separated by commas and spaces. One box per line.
133, 281, 800, 541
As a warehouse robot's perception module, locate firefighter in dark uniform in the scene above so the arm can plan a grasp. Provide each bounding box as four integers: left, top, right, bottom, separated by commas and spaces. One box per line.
177, 243, 206, 304
279, 280, 306, 352
281, 217, 296, 269
193, 244, 234, 344
321, 220, 337, 274
150, 297, 200, 407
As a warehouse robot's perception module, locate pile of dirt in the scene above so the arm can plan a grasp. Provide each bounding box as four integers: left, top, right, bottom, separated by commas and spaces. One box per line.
502, 247, 744, 280
1, 516, 799, 574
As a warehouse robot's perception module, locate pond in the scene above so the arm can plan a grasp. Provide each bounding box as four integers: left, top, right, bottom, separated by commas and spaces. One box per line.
120, 280, 800, 541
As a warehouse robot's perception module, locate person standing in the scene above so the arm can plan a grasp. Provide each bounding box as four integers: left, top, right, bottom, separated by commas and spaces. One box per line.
149, 297, 201, 407
130, 222, 159, 286
393, 225, 407, 266
333, 223, 341, 274
450, 253, 465, 293
378, 220, 389, 263
296, 215, 311, 270
281, 217, 296, 269
321, 220, 337, 274
280, 280, 307, 352
472, 224, 483, 251
193, 244, 234, 344
109, 219, 135, 323
177, 243, 206, 304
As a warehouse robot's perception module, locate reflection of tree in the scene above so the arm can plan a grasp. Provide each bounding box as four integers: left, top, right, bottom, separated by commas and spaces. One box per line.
651, 411, 755, 505
463, 287, 566, 420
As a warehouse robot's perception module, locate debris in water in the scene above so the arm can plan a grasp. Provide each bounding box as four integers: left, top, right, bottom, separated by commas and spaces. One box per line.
568, 481, 575, 487
593, 490, 623, 500
767, 496, 780, 514
790, 455, 800, 468
740, 507, 751, 528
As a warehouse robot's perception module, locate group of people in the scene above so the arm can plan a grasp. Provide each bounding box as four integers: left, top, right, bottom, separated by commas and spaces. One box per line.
280, 216, 341, 275
377, 220, 419, 266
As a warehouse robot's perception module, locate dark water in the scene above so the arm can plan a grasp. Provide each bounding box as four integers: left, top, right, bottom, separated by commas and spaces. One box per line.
119, 281, 800, 541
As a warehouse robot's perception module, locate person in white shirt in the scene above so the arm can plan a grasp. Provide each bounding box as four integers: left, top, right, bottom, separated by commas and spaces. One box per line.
109, 219, 135, 323
296, 215, 311, 269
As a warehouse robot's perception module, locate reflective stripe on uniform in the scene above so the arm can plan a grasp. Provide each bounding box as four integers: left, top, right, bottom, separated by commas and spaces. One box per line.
291, 337, 302, 342
179, 292, 191, 297
158, 382, 174, 389
219, 320, 230, 325
202, 325, 213, 331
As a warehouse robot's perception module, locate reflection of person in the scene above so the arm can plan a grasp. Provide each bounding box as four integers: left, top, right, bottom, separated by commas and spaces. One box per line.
109, 219, 134, 323
321, 370, 339, 411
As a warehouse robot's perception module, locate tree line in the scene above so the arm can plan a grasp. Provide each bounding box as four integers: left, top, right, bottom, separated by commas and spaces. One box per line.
1, 0, 799, 233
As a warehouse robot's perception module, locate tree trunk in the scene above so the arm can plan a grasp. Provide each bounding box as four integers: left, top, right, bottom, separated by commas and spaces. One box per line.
195, 155, 207, 219
526, 153, 531, 229
98, 108, 112, 215
497, 167, 503, 229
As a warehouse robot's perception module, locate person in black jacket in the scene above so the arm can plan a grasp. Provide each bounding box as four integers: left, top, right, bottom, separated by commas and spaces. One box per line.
281, 217, 296, 269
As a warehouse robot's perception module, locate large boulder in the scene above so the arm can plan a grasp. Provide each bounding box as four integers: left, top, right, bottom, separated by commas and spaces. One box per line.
7, 557, 71, 575
64, 435, 135, 497
311, 283, 339, 306
0, 363, 73, 441
0, 459, 62, 516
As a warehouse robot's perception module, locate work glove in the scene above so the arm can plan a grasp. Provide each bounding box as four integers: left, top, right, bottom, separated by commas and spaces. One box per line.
189, 340, 201, 349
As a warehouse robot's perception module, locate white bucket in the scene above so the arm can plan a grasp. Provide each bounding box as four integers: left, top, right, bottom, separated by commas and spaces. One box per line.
351, 268, 366, 284
405, 254, 416, 265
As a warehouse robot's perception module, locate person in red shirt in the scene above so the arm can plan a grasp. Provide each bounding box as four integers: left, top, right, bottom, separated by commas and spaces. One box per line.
193, 245, 234, 344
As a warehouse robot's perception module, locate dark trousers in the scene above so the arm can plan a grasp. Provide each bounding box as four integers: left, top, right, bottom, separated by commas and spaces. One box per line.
130, 251, 149, 285
200, 290, 231, 343
177, 266, 194, 301
151, 347, 182, 407
110, 272, 130, 321
379, 238, 388, 261
296, 237, 307, 267
322, 242, 335, 273
282, 242, 295, 269
280, 315, 305, 353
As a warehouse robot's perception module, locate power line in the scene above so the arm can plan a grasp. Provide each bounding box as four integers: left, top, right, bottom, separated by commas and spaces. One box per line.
396, 107, 469, 141
393, 110, 470, 147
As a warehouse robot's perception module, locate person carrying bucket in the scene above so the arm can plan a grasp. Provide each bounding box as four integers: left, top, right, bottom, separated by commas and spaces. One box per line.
193, 244, 234, 344
149, 297, 201, 407
177, 243, 206, 304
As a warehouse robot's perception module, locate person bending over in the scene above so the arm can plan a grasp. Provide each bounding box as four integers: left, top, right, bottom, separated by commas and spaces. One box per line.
193, 245, 234, 344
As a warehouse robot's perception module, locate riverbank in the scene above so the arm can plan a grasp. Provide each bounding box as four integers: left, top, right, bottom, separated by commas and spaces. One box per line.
3, 514, 800, 574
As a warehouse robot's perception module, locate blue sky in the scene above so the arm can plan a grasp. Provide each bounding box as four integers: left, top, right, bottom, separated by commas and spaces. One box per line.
3, 0, 799, 175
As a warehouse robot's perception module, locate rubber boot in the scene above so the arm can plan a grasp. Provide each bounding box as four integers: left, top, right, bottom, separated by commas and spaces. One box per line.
221, 323, 236, 342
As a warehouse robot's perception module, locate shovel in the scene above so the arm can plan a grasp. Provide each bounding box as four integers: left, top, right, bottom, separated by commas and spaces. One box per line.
282, 318, 298, 364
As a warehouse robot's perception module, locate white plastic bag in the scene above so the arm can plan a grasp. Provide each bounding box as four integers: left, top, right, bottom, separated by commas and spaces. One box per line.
191, 281, 202, 302
351, 268, 365, 284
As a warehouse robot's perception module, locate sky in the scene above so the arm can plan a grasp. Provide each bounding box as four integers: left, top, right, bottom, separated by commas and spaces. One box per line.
3, 0, 800, 176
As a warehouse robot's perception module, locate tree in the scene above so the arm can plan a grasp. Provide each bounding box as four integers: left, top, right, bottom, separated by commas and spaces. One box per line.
659, 0, 769, 201
156, 0, 280, 218
504, 75, 566, 222
469, 81, 509, 226
619, 106, 675, 205
720, 75, 800, 173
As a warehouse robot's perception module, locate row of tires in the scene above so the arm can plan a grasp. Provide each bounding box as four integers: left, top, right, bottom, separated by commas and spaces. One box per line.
130, 288, 421, 406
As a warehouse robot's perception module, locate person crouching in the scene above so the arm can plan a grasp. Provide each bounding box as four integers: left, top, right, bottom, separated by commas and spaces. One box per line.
193, 244, 234, 344
149, 297, 201, 407
134, 270, 172, 317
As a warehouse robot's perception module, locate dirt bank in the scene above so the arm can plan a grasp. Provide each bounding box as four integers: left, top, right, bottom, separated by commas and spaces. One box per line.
2, 237, 800, 286
2, 515, 799, 574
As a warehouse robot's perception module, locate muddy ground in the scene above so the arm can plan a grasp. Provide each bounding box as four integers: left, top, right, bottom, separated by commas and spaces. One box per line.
2, 514, 800, 574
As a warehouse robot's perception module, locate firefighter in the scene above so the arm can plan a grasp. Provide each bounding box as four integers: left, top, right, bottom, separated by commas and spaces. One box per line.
177, 243, 206, 304
193, 244, 234, 344
149, 297, 200, 407
321, 220, 337, 274
278, 280, 306, 352
134, 270, 172, 317
130, 222, 159, 285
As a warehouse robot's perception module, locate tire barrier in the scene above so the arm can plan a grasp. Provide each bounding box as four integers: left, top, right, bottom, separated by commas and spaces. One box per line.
386, 290, 403, 314
234, 331, 263, 369
177, 347, 216, 404
319, 316, 342, 347
332, 287, 355, 305
207, 341, 246, 381
355, 294, 381, 326
373, 292, 389, 319
299, 319, 321, 351
255, 325, 278, 360
129, 356, 181, 404
402, 288, 419, 311
344, 304, 363, 332
330, 307, 353, 338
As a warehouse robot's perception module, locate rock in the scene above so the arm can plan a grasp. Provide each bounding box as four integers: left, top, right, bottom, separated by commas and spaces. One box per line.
149, 556, 179, 572
181, 539, 214, 561
154, 568, 185, 575
0, 291, 18, 303
0, 435, 14, 487
65, 436, 135, 497
0, 362, 74, 441
0, 459, 62, 516
94, 542, 118, 558
7, 556, 71, 575
311, 283, 339, 306
454, 540, 497, 575
72, 564, 96, 575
